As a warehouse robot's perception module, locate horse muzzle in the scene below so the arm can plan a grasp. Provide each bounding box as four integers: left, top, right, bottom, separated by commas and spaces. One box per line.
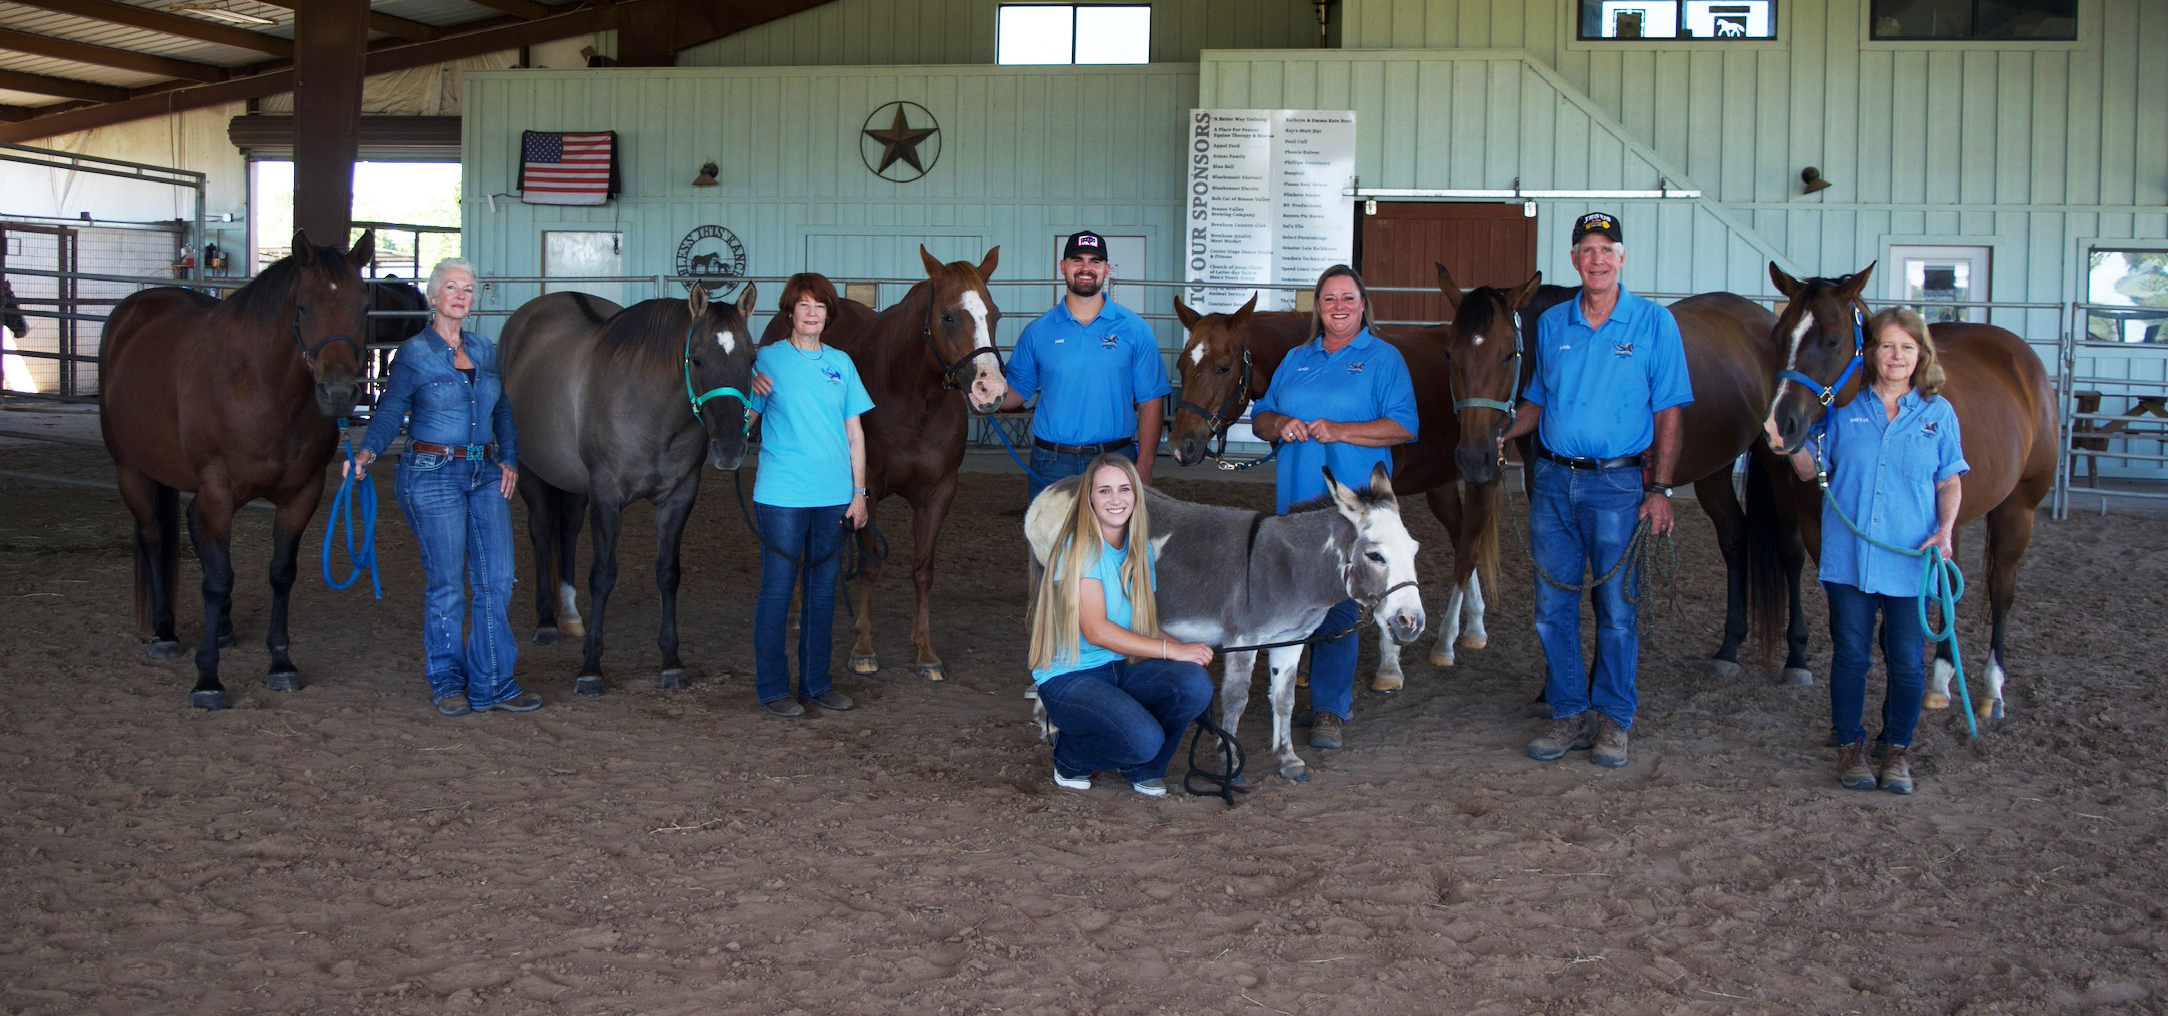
313, 378, 359, 419
1173, 436, 1206, 466
1455, 444, 1501, 485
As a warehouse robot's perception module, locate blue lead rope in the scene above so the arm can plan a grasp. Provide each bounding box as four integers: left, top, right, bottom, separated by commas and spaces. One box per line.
986, 419, 1059, 487
323, 421, 382, 597
1811, 441, 1975, 739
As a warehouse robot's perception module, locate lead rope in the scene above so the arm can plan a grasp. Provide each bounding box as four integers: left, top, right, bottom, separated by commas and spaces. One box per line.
321, 418, 381, 597
730, 469, 887, 618
1183, 709, 1249, 806
1499, 455, 1679, 608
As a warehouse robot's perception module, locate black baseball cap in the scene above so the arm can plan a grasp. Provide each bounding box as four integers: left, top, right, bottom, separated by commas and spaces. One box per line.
1062, 230, 1109, 260
1571, 212, 1623, 244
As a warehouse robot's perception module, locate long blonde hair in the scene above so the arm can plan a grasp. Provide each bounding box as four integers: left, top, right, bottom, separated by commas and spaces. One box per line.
1028, 454, 1162, 671
1867, 306, 1946, 398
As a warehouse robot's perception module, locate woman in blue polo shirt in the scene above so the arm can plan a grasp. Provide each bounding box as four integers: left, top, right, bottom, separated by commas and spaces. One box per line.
748, 273, 874, 719
1248, 265, 1419, 751
1029, 454, 1214, 796
1779, 306, 1966, 795
349, 257, 537, 717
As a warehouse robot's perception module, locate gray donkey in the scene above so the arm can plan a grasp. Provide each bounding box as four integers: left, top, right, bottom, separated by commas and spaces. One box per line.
1025, 464, 1426, 782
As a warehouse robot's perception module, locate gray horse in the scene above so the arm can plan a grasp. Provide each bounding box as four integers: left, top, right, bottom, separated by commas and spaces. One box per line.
499, 284, 758, 696
1025, 464, 1426, 782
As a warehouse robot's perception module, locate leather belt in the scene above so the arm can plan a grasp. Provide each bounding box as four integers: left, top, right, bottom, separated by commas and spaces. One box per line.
409, 440, 494, 461
1032, 436, 1135, 456
1537, 448, 1645, 471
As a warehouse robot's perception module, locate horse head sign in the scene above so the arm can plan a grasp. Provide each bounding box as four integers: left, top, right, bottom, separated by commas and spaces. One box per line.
676, 225, 748, 299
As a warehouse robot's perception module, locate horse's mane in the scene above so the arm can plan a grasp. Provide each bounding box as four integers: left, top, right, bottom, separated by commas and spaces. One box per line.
595, 297, 747, 373
220, 241, 356, 331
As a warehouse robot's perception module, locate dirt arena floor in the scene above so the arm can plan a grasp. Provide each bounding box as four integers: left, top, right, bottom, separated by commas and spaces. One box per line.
2, 419, 2164, 1015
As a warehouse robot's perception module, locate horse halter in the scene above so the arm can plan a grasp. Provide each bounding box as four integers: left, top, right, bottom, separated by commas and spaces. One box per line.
292, 316, 364, 365
1173, 344, 1252, 460
682, 319, 753, 437
1776, 301, 1866, 409
919, 288, 1003, 391
1447, 312, 1523, 422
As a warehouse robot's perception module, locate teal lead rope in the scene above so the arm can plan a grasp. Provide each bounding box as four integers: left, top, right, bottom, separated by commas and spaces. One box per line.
1809, 435, 1975, 739
322, 419, 382, 597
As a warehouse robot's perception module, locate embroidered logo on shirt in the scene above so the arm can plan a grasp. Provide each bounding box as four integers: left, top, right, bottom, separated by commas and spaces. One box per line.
1100, 333, 1120, 349
1346, 361, 1366, 374
821, 366, 844, 385
1921, 420, 1938, 437
1612, 341, 1634, 358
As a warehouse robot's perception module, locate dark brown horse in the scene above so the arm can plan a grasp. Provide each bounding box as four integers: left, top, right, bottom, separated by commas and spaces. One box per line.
1451, 271, 1816, 685
501, 284, 759, 696
1761, 263, 2056, 721
758, 247, 1008, 681
100, 229, 377, 709
1169, 293, 1495, 690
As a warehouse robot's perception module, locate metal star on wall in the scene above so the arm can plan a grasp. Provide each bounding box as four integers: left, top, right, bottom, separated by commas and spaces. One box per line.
860, 101, 941, 182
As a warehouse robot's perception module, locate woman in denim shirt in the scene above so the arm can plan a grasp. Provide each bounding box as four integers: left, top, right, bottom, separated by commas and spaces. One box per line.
1777, 307, 1966, 795
347, 258, 539, 716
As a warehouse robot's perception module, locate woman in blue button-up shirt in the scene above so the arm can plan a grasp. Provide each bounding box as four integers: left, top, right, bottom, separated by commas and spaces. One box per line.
1249, 265, 1418, 753
348, 258, 538, 717
1779, 307, 1965, 796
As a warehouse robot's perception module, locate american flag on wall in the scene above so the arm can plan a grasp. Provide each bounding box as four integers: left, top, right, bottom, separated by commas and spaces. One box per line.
518, 130, 618, 205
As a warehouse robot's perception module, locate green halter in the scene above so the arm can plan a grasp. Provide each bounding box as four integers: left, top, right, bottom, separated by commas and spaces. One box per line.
682, 319, 752, 436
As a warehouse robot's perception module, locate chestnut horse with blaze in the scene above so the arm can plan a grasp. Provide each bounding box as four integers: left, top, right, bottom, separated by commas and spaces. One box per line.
100, 230, 377, 710
758, 247, 1009, 681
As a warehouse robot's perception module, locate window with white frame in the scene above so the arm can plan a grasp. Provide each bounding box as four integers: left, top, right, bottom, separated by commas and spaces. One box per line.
997, 5, 1151, 65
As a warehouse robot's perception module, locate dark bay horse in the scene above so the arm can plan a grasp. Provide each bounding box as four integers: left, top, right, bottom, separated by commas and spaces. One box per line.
100, 229, 377, 709
1761, 263, 2056, 721
756, 247, 1008, 681
500, 284, 759, 696
1452, 270, 1816, 684
1169, 294, 1488, 690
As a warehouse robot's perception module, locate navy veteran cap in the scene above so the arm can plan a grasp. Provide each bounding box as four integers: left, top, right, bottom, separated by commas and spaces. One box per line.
1063, 230, 1109, 260
1571, 212, 1622, 244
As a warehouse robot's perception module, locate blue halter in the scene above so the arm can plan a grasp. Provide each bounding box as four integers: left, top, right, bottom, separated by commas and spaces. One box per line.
683, 319, 753, 436
1776, 303, 1866, 408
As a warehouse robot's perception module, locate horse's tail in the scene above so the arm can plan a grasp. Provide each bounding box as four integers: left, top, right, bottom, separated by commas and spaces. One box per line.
135, 483, 179, 633
1743, 457, 1787, 665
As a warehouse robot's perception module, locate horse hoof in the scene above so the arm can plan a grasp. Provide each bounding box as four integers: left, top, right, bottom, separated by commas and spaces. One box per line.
1705, 659, 1743, 679
573, 675, 605, 697
1923, 691, 1951, 710
849, 655, 880, 676
658, 668, 689, 691
1458, 635, 1488, 651
1295, 673, 1309, 689
533, 627, 558, 646
215, 632, 235, 649
1370, 675, 1404, 694
559, 618, 586, 637
1779, 668, 1814, 687
1427, 649, 1455, 668
913, 663, 946, 683
148, 640, 184, 660
1281, 765, 1310, 783
1982, 698, 2005, 721
188, 690, 230, 711
264, 671, 304, 693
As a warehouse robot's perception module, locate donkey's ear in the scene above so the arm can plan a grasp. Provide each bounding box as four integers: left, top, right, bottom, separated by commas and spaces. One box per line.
1366, 462, 1398, 507
736, 283, 758, 317
1769, 262, 1804, 299
977, 245, 1000, 279
1435, 263, 1464, 312
684, 282, 710, 318
1323, 466, 1361, 515
920, 245, 944, 277
1174, 297, 1200, 330
348, 229, 376, 270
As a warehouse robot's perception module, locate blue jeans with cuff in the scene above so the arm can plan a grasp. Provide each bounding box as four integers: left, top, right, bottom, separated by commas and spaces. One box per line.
1823, 579, 1927, 748
1529, 458, 1644, 728
1038, 658, 1214, 783
753, 501, 848, 706
393, 452, 523, 708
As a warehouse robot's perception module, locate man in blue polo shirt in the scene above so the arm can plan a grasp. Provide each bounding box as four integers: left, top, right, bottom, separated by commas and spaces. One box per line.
1500, 211, 1693, 769
1000, 230, 1171, 499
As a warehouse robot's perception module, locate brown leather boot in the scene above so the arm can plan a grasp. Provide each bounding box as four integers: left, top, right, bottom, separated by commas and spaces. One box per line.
1877, 744, 1915, 795
1836, 741, 1877, 790
1309, 711, 1344, 749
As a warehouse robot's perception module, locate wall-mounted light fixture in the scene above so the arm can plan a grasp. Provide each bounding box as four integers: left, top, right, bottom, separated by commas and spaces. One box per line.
692, 160, 719, 187
1800, 166, 1833, 195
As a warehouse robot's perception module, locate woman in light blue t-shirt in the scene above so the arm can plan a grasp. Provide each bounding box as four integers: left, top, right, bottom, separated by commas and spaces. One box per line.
747, 273, 873, 719
1028, 454, 1214, 797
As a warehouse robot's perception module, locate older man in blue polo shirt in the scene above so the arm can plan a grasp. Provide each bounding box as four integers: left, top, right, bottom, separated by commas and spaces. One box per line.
999, 230, 1171, 499
1500, 212, 1693, 769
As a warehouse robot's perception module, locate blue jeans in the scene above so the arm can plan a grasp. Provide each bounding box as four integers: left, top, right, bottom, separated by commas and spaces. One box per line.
753, 501, 848, 705
393, 453, 522, 708
1027, 439, 1135, 502
1824, 580, 1927, 748
1529, 458, 1643, 727
1305, 598, 1361, 720
1038, 658, 1214, 783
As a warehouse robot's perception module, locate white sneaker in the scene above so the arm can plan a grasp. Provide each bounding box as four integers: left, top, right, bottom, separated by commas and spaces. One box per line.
1053, 768, 1092, 791
1130, 779, 1168, 798
1023, 683, 1039, 700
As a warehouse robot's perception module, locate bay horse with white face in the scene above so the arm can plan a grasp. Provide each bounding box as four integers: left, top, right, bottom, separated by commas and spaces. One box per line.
1170, 294, 1493, 690
759, 246, 1008, 681
100, 229, 376, 709
1761, 263, 2056, 721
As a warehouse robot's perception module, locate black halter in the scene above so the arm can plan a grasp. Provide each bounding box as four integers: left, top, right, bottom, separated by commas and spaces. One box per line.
293, 314, 364, 365
920, 288, 1003, 391
1174, 344, 1253, 461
